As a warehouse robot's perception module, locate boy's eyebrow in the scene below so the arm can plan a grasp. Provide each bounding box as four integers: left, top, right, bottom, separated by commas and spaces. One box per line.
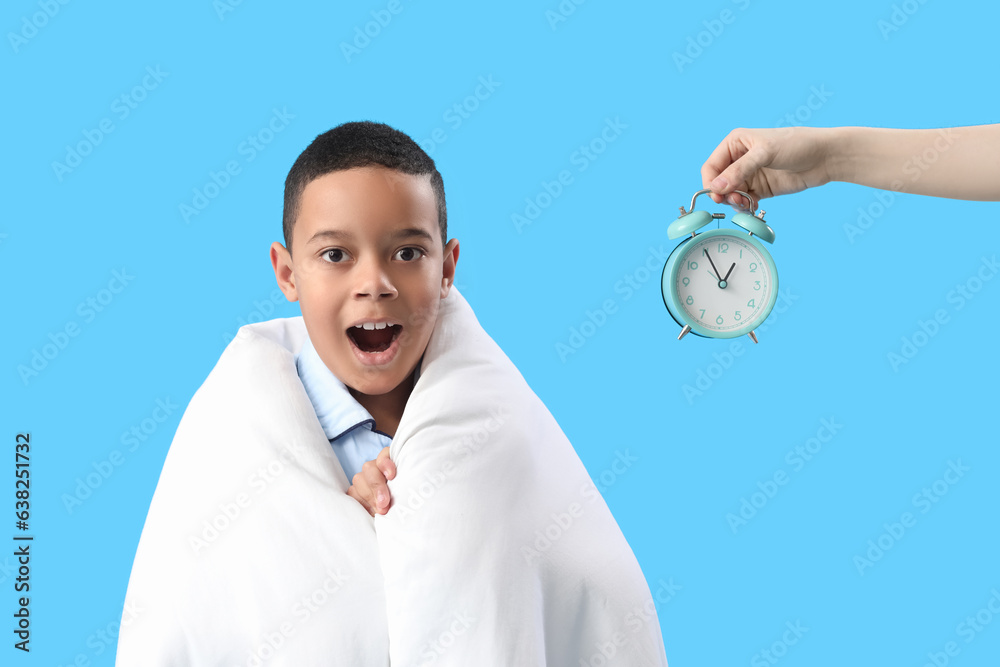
306, 227, 435, 245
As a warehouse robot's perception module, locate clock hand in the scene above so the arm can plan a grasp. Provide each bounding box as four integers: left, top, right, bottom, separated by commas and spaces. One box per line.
703, 248, 723, 282
723, 263, 735, 282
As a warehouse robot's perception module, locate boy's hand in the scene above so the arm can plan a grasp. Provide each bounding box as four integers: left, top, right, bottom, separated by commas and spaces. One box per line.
346, 446, 396, 516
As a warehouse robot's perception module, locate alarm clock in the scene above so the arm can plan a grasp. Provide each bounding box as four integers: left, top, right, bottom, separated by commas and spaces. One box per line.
661, 188, 778, 343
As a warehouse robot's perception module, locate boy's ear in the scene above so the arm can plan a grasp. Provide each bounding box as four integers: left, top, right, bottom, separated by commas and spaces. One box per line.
270, 242, 299, 302
440, 238, 459, 298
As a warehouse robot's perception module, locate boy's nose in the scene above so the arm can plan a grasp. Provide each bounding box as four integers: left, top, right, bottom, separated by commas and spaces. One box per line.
353, 259, 397, 299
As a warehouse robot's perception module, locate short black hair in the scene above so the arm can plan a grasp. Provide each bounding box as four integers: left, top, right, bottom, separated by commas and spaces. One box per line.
282, 121, 447, 252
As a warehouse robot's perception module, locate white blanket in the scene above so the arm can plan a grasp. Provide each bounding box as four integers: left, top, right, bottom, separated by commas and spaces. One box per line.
117, 287, 668, 666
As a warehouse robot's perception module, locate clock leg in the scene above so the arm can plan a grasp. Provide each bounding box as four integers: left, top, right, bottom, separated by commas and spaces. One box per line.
747, 330, 758, 344
677, 325, 691, 340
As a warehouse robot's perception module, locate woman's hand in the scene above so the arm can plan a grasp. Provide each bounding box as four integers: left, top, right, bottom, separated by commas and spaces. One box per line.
701, 126, 835, 207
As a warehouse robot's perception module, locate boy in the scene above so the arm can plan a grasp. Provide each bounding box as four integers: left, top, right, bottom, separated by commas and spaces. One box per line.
118, 120, 668, 666
269, 120, 458, 516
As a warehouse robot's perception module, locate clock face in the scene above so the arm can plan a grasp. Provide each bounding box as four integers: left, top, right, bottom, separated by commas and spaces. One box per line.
667, 230, 777, 336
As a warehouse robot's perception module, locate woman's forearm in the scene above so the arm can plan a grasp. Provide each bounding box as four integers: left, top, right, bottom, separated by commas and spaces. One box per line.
826, 125, 1000, 201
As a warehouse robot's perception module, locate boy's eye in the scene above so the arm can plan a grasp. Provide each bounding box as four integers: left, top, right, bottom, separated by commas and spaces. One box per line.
322, 248, 351, 263
322, 247, 424, 263
394, 247, 425, 261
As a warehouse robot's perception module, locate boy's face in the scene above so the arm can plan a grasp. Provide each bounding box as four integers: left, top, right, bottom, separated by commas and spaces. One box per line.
270, 166, 459, 399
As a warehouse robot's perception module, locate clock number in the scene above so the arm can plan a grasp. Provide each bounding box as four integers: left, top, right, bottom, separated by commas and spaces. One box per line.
734, 310, 741, 321
747, 298, 755, 308
682, 277, 690, 286
753, 281, 761, 291
715, 315, 724, 325
717, 242, 729, 253
686, 260, 699, 271
749, 262, 758, 273
699, 309, 706, 318
685, 295, 694, 305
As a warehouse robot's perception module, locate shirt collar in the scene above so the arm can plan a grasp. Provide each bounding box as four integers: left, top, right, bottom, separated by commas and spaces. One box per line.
294, 332, 423, 441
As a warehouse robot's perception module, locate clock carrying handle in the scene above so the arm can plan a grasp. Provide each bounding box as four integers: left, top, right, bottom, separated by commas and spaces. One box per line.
688, 188, 757, 213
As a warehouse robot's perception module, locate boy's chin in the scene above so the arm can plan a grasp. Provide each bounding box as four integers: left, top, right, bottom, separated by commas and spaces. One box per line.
346, 368, 414, 398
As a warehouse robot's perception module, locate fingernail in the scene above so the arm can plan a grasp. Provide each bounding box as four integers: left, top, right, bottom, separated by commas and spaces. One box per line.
377, 490, 386, 506
711, 176, 728, 191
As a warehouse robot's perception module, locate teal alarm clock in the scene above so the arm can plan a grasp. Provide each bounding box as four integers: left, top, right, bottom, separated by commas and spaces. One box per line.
661, 189, 778, 343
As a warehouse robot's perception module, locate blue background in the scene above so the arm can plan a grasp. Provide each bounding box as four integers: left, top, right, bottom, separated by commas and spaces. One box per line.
4, 0, 999, 664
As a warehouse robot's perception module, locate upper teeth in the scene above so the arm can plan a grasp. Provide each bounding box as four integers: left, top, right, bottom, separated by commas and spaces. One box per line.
356, 322, 394, 330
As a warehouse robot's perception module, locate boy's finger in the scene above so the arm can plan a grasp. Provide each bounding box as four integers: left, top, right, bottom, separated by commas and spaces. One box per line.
364, 463, 390, 513
346, 487, 375, 517
377, 452, 396, 480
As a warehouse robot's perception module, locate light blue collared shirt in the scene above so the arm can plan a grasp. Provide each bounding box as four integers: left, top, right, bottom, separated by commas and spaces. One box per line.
294, 334, 420, 482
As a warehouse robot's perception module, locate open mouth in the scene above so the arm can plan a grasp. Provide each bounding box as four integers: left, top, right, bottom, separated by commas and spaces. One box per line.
346, 323, 403, 354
